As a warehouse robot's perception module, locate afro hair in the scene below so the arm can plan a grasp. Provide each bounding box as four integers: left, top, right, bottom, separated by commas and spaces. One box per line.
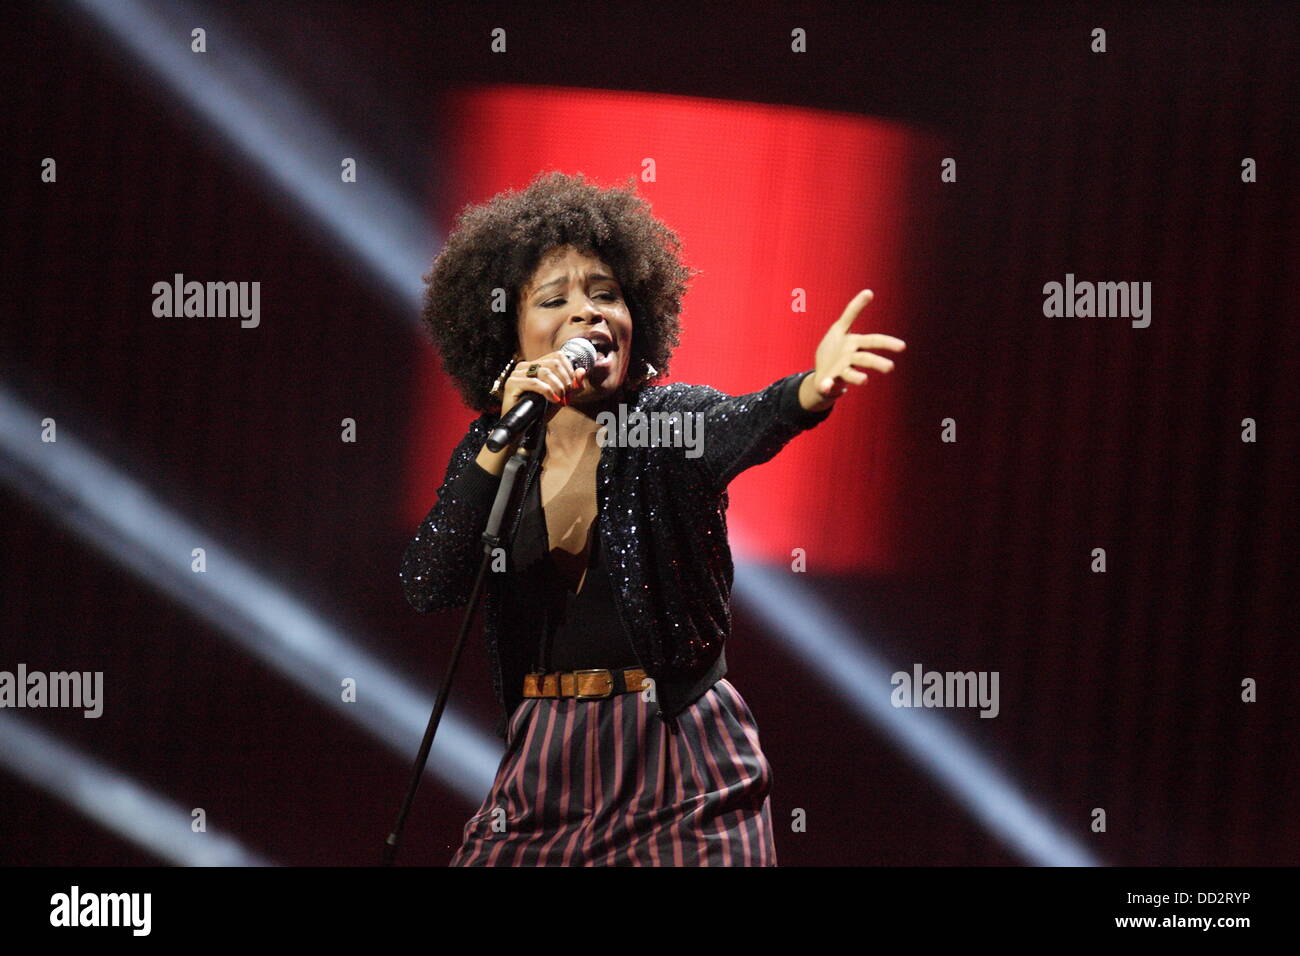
420, 170, 693, 412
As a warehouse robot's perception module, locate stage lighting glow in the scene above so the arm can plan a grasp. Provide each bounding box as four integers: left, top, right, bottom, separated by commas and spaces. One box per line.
732, 556, 1102, 867
0, 711, 272, 866
0, 384, 500, 807
67, 0, 436, 311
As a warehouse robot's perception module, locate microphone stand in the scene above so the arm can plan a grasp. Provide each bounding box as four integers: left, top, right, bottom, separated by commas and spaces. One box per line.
381, 432, 534, 866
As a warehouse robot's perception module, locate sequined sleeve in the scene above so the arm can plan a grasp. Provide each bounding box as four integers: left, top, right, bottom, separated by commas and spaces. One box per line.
665, 369, 834, 490
399, 417, 499, 613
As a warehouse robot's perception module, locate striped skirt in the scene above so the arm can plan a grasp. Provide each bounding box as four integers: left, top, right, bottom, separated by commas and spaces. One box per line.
449, 678, 776, 866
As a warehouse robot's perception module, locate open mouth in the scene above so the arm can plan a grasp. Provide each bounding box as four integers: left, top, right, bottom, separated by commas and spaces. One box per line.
581, 335, 616, 368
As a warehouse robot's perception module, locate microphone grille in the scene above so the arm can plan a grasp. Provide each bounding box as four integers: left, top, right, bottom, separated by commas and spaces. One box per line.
560, 337, 598, 370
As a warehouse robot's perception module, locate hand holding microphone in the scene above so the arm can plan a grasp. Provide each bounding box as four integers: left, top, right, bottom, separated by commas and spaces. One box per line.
486, 337, 598, 452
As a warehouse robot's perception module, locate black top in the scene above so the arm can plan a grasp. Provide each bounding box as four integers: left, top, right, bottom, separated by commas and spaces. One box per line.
512, 464, 638, 673
401, 368, 832, 739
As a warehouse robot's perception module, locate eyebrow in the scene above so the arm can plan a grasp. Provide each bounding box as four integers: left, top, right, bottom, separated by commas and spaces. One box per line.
531, 272, 620, 298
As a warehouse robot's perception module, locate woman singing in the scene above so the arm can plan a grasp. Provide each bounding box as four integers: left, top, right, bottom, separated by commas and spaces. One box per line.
401, 170, 904, 866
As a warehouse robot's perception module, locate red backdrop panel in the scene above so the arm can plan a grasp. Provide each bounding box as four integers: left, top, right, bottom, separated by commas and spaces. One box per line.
408, 84, 937, 573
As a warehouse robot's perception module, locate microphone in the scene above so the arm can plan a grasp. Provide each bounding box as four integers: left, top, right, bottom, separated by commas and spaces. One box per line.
486, 337, 598, 452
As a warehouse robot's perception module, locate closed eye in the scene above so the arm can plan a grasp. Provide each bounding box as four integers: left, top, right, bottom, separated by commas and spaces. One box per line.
542, 291, 618, 308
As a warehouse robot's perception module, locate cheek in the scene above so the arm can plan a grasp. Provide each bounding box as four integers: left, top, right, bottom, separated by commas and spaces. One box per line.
517, 309, 551, 355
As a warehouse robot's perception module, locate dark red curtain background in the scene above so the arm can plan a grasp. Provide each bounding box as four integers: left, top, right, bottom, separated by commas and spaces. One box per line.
1, 2, 1294, 866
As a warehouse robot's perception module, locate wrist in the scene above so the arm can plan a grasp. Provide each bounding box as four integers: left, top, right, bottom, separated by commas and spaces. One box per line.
798, 372, 836, 413
475, 442, 515, 476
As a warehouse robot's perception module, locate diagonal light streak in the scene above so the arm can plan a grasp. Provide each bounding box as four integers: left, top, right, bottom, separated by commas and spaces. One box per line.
65, 0, 436, 311
732, 555, 1102, 866
0, 711, 273, 866
0, 384, 500, 810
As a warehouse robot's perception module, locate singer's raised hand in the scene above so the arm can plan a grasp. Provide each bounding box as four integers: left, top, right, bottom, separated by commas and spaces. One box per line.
477, 350, 587, 472
797, 289, 906, 412
500, 350, 586, 416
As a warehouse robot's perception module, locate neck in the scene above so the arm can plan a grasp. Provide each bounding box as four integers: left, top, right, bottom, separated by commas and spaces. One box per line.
545, 393, 619, 459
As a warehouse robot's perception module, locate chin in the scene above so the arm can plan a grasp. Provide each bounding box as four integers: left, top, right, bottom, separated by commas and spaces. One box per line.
589, 367, 624, 393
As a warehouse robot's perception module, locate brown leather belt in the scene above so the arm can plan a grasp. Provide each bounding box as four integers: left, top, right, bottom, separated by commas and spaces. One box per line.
523, 667, 649, 701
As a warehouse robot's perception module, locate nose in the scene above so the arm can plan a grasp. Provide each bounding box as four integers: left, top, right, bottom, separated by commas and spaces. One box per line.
570, 297, 604, 325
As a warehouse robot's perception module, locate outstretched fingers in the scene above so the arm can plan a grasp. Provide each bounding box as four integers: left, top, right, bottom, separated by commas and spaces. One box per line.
852, 332, 906, 352
834, 289, 875, 333
848, 350, 896, 373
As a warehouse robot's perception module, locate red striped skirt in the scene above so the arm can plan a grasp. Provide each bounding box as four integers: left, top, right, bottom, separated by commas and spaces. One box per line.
449, 678, 776, 866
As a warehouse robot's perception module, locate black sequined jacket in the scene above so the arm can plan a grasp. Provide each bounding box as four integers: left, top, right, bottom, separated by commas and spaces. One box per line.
400, 368, 834, 739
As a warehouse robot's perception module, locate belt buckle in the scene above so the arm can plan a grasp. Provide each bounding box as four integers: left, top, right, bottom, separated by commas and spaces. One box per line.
571, 669, 614, 700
